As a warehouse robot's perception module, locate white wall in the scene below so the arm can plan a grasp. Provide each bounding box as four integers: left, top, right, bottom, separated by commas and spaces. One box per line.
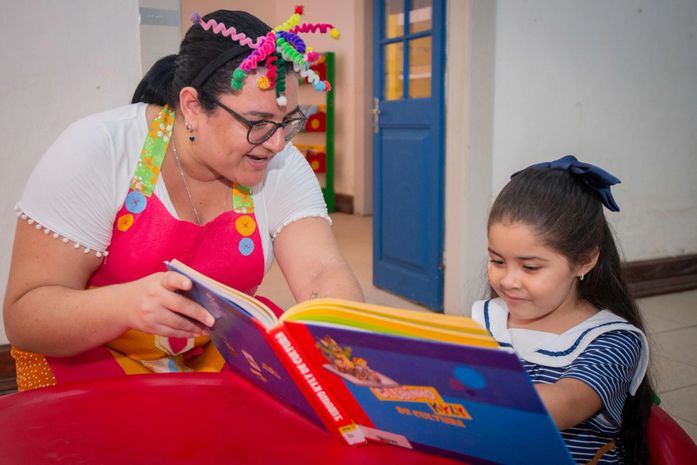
445, 0, 697, 313
140, 0, 182, 72
0, 1, 143, 344
491, 0, 697, 260
444, 0, 497, 311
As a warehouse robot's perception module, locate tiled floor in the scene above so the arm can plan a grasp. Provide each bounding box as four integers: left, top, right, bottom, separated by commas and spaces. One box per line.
258, 213, 431, 312
258, 212, 697, 443
639, 291, 697, 442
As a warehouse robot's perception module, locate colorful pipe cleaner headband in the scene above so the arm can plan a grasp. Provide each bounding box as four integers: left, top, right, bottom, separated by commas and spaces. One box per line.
190, 5, 339, 106
513, 155, 622, 211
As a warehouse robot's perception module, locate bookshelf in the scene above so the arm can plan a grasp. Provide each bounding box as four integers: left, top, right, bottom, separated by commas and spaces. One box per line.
295, 52, 335, 212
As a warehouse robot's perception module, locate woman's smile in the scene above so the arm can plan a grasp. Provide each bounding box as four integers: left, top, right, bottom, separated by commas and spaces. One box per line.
244, 153, 273, 169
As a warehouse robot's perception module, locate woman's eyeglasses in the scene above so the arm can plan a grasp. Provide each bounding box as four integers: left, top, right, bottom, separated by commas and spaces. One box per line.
212, 99, 307, 145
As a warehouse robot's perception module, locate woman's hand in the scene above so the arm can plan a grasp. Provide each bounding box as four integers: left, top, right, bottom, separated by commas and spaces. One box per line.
3, 219, 213, 357
122, 271, 214, 339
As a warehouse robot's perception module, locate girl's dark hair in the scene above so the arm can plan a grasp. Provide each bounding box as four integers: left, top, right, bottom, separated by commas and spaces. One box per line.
131, 10, 271, 111
488, 168, 652, 465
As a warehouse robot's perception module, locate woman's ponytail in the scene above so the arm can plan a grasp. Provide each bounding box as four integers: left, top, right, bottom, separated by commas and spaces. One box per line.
131, 54, 177, 106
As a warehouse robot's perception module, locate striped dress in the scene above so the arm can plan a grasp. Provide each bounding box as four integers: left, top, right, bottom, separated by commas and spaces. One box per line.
472, 298, 649, 465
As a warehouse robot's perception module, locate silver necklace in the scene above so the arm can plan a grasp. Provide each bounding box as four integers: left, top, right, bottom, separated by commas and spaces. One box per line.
172, 137, 202, 225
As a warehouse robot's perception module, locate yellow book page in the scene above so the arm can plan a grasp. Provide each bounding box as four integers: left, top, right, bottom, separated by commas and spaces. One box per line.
281, 299, 497, 348
305, 304, 490, 339
290, 299, 487, 334
283, 299, 486, 333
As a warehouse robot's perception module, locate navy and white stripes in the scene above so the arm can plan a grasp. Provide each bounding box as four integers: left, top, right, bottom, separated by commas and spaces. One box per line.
523, 331, 641, 464
471, 298, 648, 465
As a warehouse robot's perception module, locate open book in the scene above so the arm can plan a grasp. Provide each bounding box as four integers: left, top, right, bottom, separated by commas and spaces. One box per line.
167, 259, 574, 465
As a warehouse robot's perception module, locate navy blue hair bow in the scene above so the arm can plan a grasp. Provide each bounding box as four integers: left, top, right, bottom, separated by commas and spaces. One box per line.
513, 155, 621, 212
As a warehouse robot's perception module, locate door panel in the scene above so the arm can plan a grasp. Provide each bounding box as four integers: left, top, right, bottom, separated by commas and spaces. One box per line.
372, 0, 445, 310
379, 128, 430, 270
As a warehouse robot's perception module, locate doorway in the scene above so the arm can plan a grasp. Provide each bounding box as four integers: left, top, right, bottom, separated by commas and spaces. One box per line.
371, 0, 446, 310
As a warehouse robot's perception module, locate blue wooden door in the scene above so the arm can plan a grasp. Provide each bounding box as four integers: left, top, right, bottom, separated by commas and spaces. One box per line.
372, 0, 445, 310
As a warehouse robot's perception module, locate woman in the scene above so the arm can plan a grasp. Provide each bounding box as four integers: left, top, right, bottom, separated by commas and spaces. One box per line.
3, 8, 363, 390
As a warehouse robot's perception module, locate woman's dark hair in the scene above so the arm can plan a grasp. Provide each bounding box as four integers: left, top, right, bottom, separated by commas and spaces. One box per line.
131, 10, 272, 111
488, 168, 653, 464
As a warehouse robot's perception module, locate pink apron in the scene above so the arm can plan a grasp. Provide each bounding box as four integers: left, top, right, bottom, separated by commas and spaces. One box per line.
13, 106, 266, 390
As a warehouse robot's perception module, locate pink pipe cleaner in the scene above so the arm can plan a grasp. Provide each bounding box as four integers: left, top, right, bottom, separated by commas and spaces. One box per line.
240, 32, 276, 72
192, 13, 265, 49
289, 23, 334, 34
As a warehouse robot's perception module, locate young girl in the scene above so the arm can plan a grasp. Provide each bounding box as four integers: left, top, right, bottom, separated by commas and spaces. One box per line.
472, 156, 653, 465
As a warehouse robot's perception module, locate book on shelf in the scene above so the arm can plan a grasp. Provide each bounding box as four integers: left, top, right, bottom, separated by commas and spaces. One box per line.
166, 259, 574, 465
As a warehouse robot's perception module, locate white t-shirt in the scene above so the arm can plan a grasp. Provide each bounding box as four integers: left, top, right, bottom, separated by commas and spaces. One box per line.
16, 103, 330, 271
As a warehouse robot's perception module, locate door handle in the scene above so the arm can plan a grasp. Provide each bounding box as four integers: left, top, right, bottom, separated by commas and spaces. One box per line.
371, 97, 381, 134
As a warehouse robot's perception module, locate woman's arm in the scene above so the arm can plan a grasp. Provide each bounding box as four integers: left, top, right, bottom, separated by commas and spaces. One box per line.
3, 219, 214, 357
535, 378, 603, 430
273, 217, 364, 303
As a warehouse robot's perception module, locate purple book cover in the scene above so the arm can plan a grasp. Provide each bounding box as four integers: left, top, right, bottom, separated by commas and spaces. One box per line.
173, 268, 322, 427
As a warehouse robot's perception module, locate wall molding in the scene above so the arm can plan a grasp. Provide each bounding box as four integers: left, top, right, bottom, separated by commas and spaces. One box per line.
334, 194, 354, 214
623, 254, 697, 298
0, 345, 17, 395
1, 254, 694, 394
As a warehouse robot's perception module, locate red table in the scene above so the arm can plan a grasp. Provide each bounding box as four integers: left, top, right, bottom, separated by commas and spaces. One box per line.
0, 372, 467, 464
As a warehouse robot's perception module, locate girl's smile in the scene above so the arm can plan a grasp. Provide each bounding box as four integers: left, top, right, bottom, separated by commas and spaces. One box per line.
487, 221, 598, 333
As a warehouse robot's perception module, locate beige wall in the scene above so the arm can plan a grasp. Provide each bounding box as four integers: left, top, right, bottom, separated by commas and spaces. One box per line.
181, 0, 372, 213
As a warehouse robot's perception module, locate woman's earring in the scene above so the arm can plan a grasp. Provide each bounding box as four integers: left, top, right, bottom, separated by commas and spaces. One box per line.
579, 274, 585, 281
186, 122, 196, 142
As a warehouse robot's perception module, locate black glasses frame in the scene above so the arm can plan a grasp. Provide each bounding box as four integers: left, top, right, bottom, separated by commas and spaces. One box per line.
212, 99, 307, 145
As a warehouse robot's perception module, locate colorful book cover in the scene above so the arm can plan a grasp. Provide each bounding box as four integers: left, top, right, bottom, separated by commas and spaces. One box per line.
166, 259, 574, 464
282, 322, 575, 465
165, 260, 365, 446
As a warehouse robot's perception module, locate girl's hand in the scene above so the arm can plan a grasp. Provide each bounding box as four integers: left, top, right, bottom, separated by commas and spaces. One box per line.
123, 271, 215, 338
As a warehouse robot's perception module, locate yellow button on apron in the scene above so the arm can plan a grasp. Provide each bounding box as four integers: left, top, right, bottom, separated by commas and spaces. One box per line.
117, 213, 134, 232
235, 215, 256, 237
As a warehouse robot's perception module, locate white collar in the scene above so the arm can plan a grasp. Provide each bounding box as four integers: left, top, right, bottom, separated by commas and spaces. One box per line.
473, 298, 649, 395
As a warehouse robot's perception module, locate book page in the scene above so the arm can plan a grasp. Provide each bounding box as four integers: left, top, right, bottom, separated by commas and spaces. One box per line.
286, 299, 484, 330
281, 299, 497, 348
